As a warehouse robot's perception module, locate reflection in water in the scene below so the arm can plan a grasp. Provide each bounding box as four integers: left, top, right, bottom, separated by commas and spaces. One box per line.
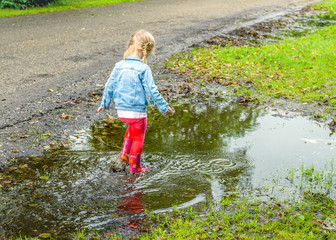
1, 98, 335, 239
116, 177, 145, 231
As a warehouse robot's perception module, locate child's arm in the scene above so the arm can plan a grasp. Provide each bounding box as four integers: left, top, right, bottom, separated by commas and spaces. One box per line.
97, 70, 115, 112
142, 66, 171, 115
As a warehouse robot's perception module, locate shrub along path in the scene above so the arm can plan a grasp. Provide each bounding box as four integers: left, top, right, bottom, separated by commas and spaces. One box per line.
0, 0, 316, 161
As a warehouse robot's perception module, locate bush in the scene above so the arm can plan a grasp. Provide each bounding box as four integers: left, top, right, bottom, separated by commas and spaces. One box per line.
0, 0, 56, 9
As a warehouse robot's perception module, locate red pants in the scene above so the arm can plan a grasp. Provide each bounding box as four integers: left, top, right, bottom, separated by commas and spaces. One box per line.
120, 118, 147, 157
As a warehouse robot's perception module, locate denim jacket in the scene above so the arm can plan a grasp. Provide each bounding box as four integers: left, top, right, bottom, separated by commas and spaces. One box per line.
100, 56, 169, 114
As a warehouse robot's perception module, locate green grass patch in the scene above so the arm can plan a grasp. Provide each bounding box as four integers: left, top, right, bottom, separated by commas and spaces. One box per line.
312, 0, 336, 11
0, 0, 139, 18
166, 3, 336, 107
140, 195, 336, 239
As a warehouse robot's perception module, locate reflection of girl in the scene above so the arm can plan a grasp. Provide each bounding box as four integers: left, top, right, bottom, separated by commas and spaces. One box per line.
117, 177, 144, 230
98, 30, 174, 173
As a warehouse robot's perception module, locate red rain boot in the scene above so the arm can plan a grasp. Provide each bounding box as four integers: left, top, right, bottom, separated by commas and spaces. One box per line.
120, 138, 132, 164
129, 155, 148, 173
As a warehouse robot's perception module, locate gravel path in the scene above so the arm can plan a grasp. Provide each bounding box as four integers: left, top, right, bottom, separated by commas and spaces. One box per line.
0, 0, 317, 161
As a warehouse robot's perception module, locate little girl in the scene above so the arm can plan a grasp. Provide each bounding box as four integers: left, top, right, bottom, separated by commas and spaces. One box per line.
97, 30, 174, 173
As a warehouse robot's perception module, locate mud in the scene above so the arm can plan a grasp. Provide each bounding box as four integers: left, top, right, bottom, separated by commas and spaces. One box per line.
0, 0, 322, 163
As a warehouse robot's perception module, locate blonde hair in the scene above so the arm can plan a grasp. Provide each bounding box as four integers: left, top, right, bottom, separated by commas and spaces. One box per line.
123, 30, 155, 63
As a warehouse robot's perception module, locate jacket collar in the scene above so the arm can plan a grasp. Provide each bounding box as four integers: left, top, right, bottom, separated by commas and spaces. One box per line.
126, 56, 142, 61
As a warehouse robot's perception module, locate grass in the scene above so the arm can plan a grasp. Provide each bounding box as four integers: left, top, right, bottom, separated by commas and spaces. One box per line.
140, 195, 336, 239
0, 0, 139, 18
313, 0, 336, 11
166, 0, 336, 111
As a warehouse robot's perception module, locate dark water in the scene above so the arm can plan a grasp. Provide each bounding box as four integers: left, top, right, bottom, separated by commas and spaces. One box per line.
1, 98, 335, 239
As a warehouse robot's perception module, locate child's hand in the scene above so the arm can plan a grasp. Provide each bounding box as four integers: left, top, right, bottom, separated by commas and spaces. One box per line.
97, 107, 108, 112
164, 107, 174, 116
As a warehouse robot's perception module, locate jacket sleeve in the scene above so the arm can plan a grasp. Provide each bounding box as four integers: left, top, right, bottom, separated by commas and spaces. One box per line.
100, 69, 115, 109
142, 66, 169, 114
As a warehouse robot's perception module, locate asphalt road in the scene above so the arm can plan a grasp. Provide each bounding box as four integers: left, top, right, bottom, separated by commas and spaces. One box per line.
0, 0, 316, 160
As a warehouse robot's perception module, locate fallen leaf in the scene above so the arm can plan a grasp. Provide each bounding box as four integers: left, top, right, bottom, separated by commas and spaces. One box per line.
12, 149, 19, 153
56, 100, 62, 103
95, 136, 105, 144
48, 88, 54, 92
213, 225, 221, 231
19, 164, 28, 169
39, 176, 49, 180
61, 113, 71, 119
277, 211, 285, 217
43, 145, 51, 150
39, 233, 51, 238
107, 113, 114, 120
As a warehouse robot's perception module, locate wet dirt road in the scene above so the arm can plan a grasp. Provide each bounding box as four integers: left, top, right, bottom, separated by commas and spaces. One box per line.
0, 0, 316, 161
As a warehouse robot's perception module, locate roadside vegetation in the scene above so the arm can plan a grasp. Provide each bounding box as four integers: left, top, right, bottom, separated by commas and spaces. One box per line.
0, 0, 138, 17
166, 0, 336, 120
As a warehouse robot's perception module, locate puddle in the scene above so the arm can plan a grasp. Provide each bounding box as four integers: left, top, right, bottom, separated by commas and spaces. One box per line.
1, 98, 336, 239
273, 10, 336, 38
